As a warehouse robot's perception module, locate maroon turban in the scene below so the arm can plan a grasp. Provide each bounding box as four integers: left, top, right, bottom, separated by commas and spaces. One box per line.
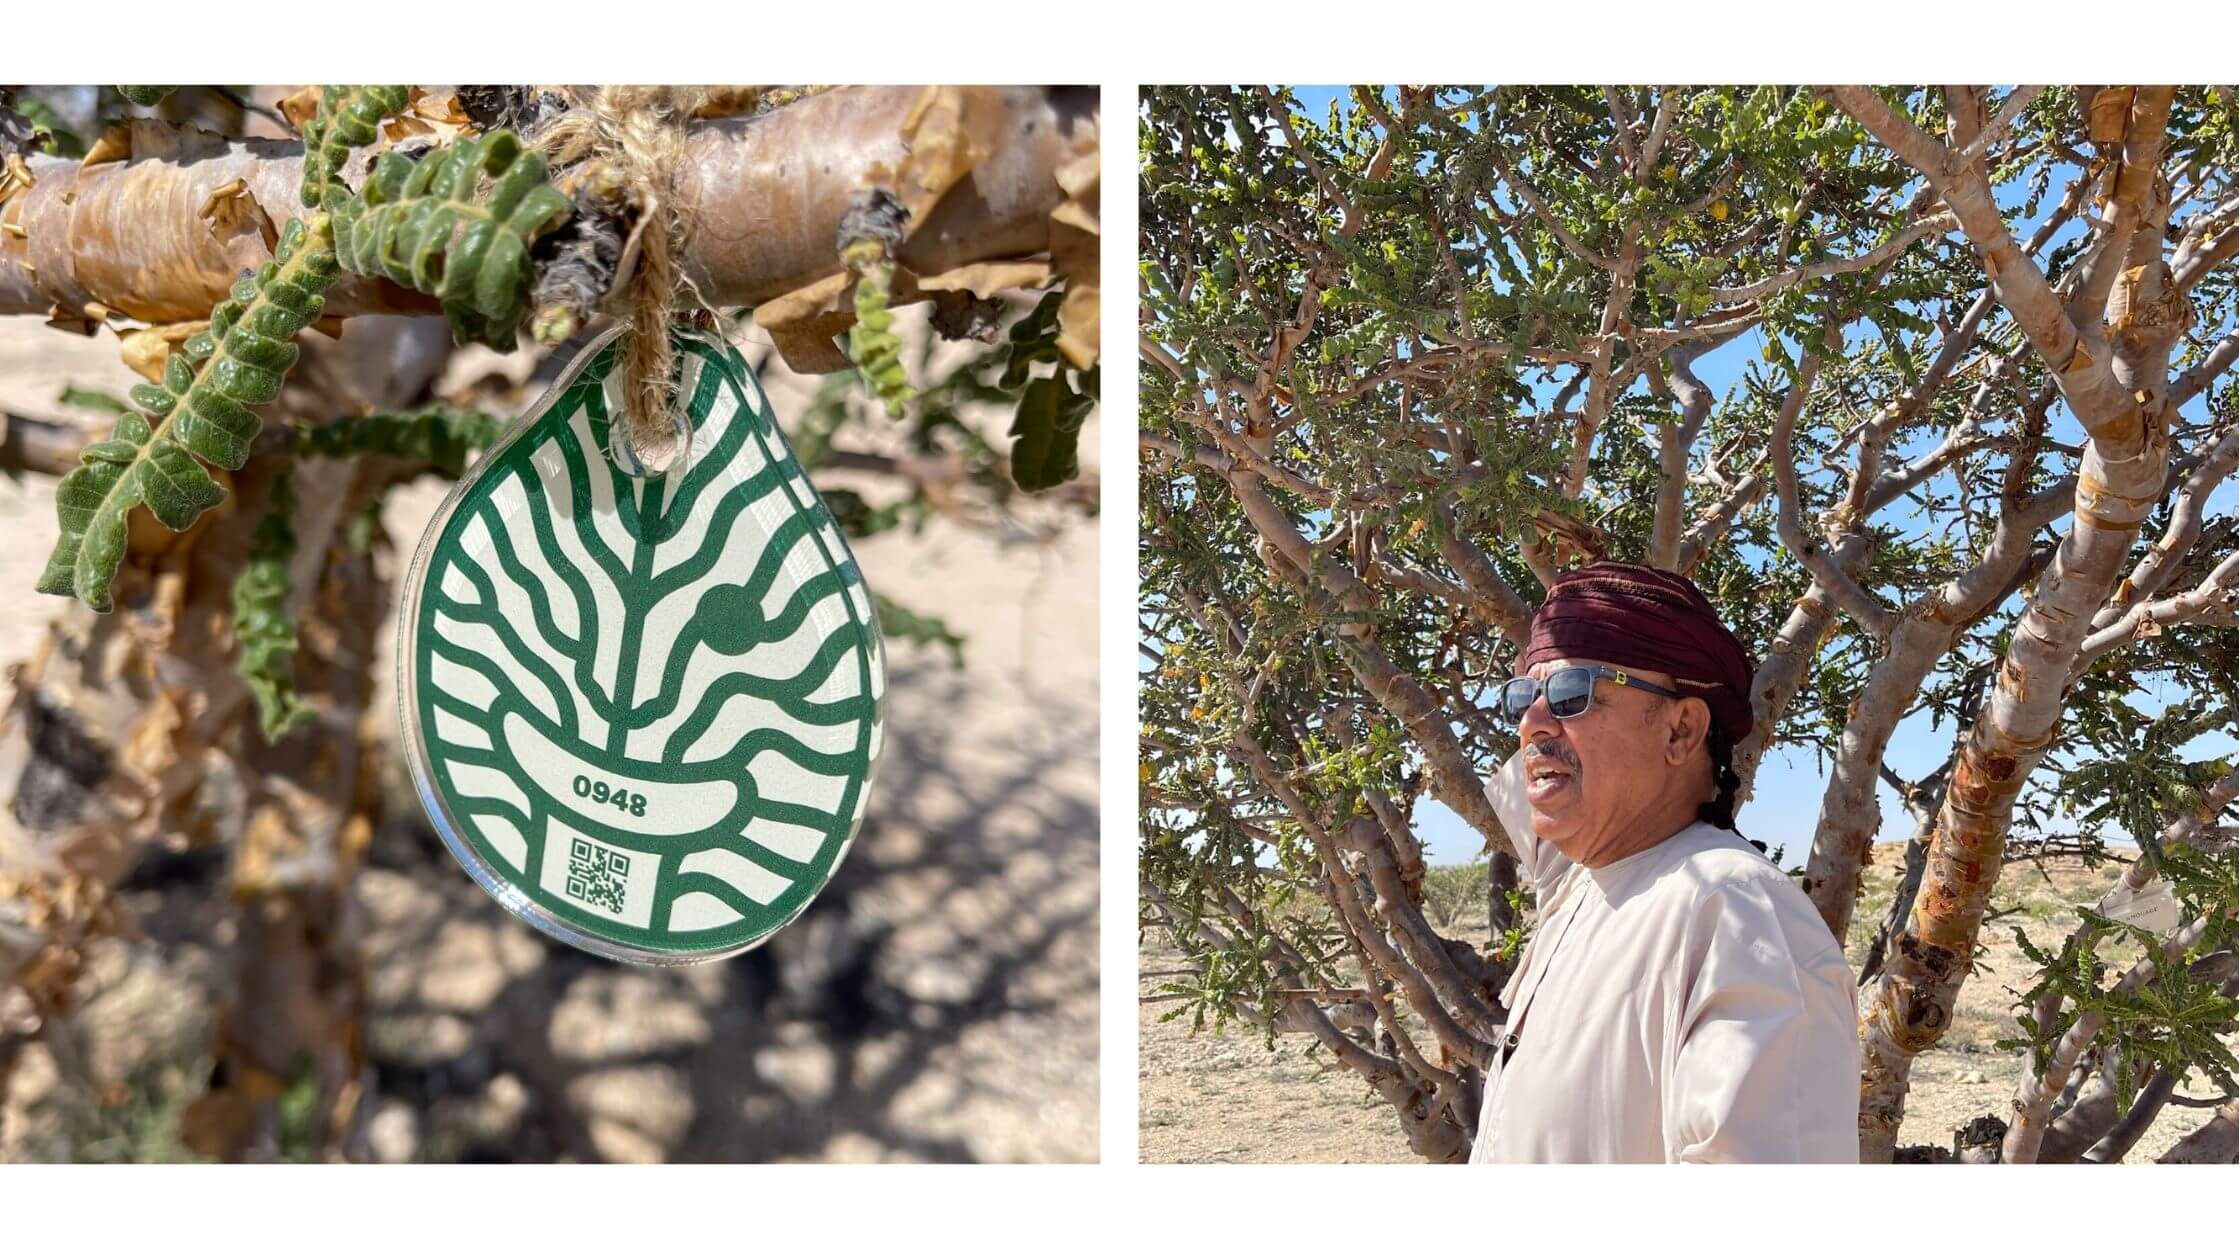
1522, 562, 1756, 741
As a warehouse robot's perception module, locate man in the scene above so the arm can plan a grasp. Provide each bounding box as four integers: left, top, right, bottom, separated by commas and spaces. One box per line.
1468, 561, 1859, 1163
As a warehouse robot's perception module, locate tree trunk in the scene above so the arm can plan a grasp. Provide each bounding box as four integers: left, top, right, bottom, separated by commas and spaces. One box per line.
2157, 1100, 2237, 1164
1837, 84, 2190, 1162
0, 314, 451, 1159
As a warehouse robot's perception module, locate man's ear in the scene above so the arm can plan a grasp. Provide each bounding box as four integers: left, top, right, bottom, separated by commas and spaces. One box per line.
1664, 697, 1711, 766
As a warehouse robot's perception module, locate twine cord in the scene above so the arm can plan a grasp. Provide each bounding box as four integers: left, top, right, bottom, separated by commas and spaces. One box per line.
535, 86, 709, 475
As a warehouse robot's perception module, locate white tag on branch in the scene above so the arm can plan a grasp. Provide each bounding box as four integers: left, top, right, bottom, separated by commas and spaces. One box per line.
2097, 875, 2181, 934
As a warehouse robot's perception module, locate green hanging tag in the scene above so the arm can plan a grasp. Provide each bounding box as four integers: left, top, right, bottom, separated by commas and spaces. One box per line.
397, 324, 885, 964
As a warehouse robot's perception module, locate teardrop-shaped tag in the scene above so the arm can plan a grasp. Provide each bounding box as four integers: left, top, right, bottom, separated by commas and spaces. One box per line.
397, 324, 885, 964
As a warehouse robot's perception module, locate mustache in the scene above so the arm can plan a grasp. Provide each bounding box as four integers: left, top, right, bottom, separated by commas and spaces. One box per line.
1524, 740, 1579, 771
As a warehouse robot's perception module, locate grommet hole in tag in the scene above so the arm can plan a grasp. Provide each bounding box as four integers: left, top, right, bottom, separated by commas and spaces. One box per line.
601, 342, 700, 481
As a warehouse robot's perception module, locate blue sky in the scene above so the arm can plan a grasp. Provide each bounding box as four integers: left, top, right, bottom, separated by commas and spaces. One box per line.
1180, 87, 2236, 865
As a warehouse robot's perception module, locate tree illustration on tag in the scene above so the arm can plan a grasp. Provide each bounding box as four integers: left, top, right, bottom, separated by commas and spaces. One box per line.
397, 325, 884, 964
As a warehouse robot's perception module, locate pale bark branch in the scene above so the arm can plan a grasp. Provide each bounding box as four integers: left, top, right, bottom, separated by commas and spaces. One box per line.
2156, 1099, 2236, 1163
1673, 470, 1767, 575
2083, 1069, 2178, 1163
1731, 537, 1868, 801
2071, 552, 2240, 679
1139, 334, 1189, 383
2169, 334, 2237, 410
2090, 425, 2237, 633
1228, 723, 1493, 1072
1602, 87, 1640, 174
1430, 500, 1534, 645
1652, 336, 1739, 570
2067, 88, 2178, 333
1850, 82, 2190, 1161
2, 86, 1094, 322
2173, 225, 2236, 293
1960, 86, 2044, 164
1141, 426, 1377, 510
1705, 212, 1955, 305
1770, 347, 1893, 636
1485, 142, 1617, 272
1221, 471, 1510, 853
1827, 86, 2144, 449
1638, 89, 1678, 179
1567, 226, 1647, 498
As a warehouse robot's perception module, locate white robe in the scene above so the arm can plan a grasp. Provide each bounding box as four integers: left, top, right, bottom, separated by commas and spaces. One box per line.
1468, 754, 1860, 1163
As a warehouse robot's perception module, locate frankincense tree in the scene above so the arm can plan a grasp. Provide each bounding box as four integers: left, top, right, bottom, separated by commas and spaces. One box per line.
1139, 84, 2233, 1163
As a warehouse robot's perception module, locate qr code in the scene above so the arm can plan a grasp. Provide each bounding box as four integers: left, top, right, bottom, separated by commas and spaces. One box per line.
566, 837, 629, 914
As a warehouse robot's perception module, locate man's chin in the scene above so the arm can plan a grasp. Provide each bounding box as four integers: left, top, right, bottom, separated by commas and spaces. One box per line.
1527, 806, 1575, 843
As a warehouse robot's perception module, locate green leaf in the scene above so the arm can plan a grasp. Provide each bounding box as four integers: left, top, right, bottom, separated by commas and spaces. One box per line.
845, 247, 910, 418
116, 86, 174, 107
874, 592, 965, 667
9, 97, 83, 157
1008, 369, 1094, 492
298, 85, 408, 208
39, 216, 341, 612
231, 468, 313, 740
59, 386, 130, 415
999, 290, 1066, 390
817, 486, 907, 539
328, 130, 572, 351
294, 403, 501, 476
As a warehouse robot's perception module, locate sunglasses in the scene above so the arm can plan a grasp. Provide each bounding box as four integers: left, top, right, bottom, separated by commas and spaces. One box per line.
1495, 665, 1683, 725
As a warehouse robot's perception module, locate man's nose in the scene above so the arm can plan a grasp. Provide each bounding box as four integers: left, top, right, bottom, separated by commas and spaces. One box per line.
1518, 688, 1561, 744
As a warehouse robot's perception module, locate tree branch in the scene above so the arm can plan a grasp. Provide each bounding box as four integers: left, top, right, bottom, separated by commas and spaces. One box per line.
1705, 212, 1955, 305
2005, 910, 2222, 1163
2090, 425, 2238, 634
1826, 86, 2145, 450
1770, 344, 1893, 636
3, 86, 1095, 323
2070, 552, 2239, 680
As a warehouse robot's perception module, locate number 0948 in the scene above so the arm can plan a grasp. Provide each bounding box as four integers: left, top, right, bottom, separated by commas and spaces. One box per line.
571, 774, 648, 817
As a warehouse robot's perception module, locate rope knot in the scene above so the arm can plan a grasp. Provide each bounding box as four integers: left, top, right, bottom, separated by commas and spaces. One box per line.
535, 86, 707, 474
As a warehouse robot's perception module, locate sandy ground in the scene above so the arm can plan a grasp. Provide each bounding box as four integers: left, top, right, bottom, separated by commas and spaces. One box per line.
0, 312, 1099, 1162
1141, 843, 2232, 1164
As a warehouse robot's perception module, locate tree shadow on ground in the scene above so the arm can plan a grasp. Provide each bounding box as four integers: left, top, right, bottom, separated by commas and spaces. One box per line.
353, 649, 1099, 1163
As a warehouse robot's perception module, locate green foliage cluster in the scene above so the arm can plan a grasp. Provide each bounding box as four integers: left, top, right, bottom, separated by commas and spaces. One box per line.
2, 91, 84, 157
872, 593, 965, 668
2001, 833, 2238, 1120
29, 85, 582, 742
1000, 288, 1098, 492
329, 130, 573, 350
223, 405, 507, 739
845, 245, 911, 418
232, 469, 312, 737
834, 263, 1096, 494
293, 404, 503, 476
33, 89, 570, 599
783, 286, 1100, 671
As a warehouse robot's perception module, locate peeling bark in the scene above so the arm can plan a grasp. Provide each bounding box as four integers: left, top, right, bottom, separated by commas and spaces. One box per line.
1, 87, 1097, 351
1840, 85, 2192, 1163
